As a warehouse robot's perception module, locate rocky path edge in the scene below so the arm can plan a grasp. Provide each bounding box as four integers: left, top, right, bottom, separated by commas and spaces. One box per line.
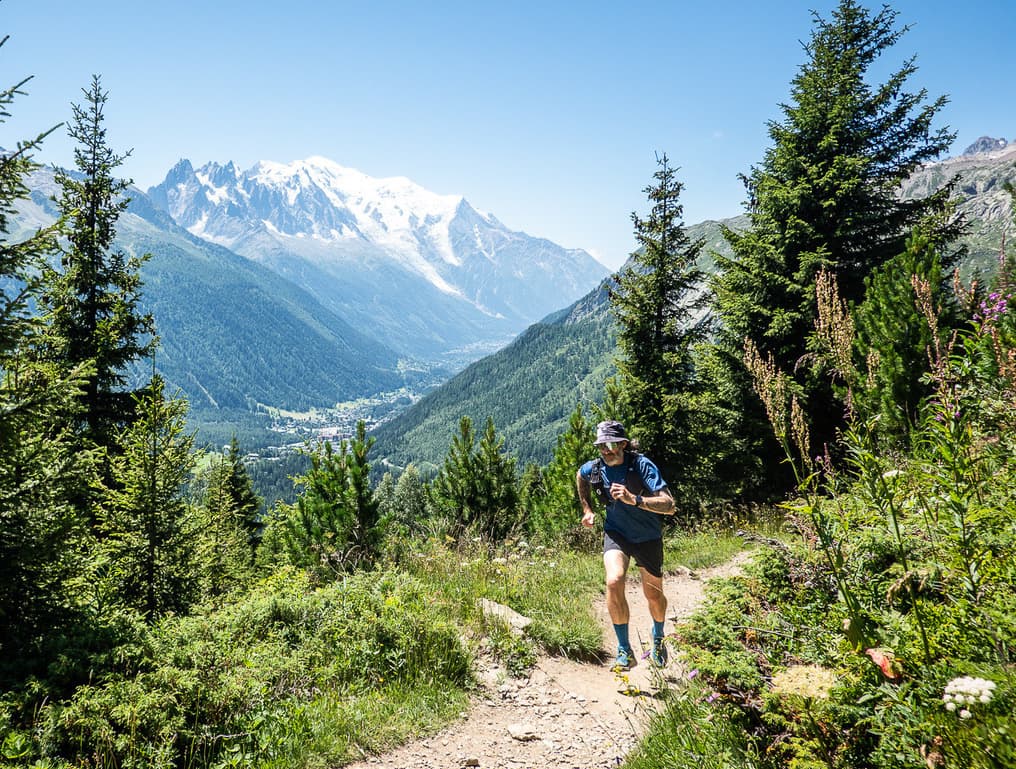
344, 552, 750, 769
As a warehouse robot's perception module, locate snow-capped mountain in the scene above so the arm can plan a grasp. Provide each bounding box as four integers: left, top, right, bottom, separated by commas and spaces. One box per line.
148, 157, 609, 360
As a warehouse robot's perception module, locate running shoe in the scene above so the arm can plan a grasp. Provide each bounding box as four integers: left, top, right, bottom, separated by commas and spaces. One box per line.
612, 646, 635, 671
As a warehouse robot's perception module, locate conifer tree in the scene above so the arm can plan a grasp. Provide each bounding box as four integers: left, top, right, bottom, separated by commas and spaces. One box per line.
610, 153, 706, 484
709, 0, 961, 494
99, 376, 197, 620
851, 230, 954, 448
433, 416, 519, 540
433, 416, 478, 536
473, 416, 519, 540
219, 436, 262, 560
375, 463, 429, 533
529, 402, 594, 538
344, 421, 380, 560
47, 75, 155, 454
194, 454, 254, 602
259, 422, 379, 577
0, 58, 93, 675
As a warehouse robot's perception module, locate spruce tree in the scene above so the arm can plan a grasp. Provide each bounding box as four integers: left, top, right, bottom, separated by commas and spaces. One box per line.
530, 402, 594, 538
610, 153, 706, 485
219, 436, 262, 560
433, 416, 479, 536
48, 75, 155, 454
194, 454, 254, 602
99, 376, 197, 620
851, 230, 954, 448
473, 416, 519, 540
0, 60, 93, 677
709, 0, 961, 495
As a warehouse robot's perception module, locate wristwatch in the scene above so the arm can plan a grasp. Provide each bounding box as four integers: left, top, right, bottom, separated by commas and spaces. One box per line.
635, 495, 643, 507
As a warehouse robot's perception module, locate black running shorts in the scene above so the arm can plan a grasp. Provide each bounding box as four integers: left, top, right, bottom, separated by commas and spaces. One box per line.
603, 529, 664, 578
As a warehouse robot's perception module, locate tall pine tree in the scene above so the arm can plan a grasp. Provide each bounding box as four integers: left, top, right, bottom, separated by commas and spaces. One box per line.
610, 153, 707, 488
98, 376, 197, 621
0, 56, 93, 679
709, 0, 961, 495
47, 75, 155, 456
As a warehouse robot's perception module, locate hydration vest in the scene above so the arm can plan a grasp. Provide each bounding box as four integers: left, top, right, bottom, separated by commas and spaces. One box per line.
589, 451, 648, 507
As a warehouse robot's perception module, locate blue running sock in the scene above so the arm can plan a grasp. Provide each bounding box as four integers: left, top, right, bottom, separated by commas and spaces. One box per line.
613, 623, 631, 651
652, 619, 665, 641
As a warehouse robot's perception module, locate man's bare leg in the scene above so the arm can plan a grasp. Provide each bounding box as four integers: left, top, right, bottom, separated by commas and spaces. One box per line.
639, 567, 667, 623
640, 567, 669, 666
604, 549, 634, 666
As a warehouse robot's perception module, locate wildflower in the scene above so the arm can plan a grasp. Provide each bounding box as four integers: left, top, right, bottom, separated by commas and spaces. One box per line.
770, 665, 839, 701
942, 676, 996, 717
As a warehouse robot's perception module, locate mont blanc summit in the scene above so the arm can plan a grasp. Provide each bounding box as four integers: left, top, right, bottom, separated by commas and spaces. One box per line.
148, 157, 608, 359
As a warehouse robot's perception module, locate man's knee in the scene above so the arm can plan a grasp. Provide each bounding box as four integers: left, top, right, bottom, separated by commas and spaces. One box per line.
605, 570, 627, 592
641, 572, 665, 598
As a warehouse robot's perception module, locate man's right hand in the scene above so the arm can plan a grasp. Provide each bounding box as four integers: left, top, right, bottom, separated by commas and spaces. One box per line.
581, 510, 595, 527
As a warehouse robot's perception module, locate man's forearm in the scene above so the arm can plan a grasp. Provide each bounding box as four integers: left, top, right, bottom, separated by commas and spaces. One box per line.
576, 472, 594, 515
639, 489, 675, 515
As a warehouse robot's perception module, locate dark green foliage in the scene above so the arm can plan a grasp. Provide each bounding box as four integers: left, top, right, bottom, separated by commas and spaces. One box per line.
432, 415, 520, 540
710, 0, 961, 496
259, 421, 381, 577
376, 464, 430, 533
851, 230, 955, 447
192, 453, 255, 602
372, 312, 616, 472
99, 376, 198, 620
219, 436, 263, 556
38, 569, 470, 768
0, 52, 95, 683
47, 75, 155, 452
610, 153, 707, 486
526, 402, 595, 539
668, 265, 1016, 769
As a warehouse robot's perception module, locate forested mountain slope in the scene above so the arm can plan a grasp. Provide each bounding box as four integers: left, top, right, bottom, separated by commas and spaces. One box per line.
369, 216, 738, 471
15, 169, 405, 413
370, 139, 1016, 472
371, 285, 617, 473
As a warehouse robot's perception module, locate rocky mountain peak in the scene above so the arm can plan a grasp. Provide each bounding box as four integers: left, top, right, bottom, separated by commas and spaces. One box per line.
962, 136, 1009, 156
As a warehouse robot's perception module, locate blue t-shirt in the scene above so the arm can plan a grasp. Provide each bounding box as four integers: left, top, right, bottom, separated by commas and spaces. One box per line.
579, 453, 668, 543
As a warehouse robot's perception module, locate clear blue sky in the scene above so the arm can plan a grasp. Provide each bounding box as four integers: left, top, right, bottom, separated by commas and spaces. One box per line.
3, 0, 1013, 269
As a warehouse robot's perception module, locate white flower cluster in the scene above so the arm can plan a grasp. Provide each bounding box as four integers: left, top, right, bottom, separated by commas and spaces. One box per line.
942, 676, 996, 719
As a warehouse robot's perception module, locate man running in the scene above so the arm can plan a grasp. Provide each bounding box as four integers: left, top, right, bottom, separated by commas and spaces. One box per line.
576, 420, 675, 670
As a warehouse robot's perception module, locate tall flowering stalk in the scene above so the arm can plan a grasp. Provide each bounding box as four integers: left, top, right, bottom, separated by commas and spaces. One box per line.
744, 335, 869, 650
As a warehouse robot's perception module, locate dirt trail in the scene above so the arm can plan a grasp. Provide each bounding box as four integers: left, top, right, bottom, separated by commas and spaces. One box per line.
345, 553, 749, 769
